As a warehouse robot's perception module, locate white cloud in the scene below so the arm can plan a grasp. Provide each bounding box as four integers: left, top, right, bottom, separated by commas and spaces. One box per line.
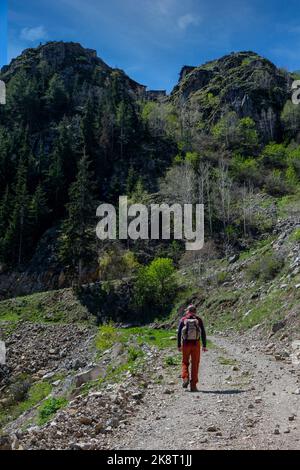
177, 13, 201, 31
155, 0, 176, 15
20, 25, 48, 42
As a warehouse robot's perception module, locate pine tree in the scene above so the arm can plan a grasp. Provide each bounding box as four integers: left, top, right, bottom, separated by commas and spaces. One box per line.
0, 127, 11, 192
59, 151, 97, 282
45, 73, 69, 117
30, 183, 49, 243
47, 146, 65, 219
57, 118, 76, 184
81, 97, 96, 158
0, 186, 12, 261
116, 100, 131, 158
4, 159, 31, 265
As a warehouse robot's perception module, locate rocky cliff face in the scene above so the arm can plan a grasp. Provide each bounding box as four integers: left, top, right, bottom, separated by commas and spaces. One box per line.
1, 41, 145, 98
171, 51, 293, 142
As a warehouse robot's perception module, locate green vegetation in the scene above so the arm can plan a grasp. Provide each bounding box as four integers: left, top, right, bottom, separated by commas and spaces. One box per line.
290, 228, 300, 242
165, 355, 180, 366
215, 271, 230, 285
38, 397, 68, 425
0, 288, 94, 325
246, 251, 284, 282
239, 236, 274, 261
98, 249, 140, 281
95, 323, 118, 351
58, 153, 97, 282
237, 289, 288, 329
0, 379, 52, 429
277, 189, 300, 217
88, 323, 180, 389
133, 258, 176, 315
96, 323, 178, 353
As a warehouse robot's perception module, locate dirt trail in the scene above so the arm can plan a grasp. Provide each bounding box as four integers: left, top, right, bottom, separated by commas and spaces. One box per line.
111, 335, 300, 450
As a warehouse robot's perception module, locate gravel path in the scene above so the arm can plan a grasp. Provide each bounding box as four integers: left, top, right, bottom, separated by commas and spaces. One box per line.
112, 335, 300, 450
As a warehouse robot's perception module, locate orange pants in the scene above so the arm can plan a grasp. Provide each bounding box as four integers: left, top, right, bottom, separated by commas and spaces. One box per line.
181, 341, 201, 387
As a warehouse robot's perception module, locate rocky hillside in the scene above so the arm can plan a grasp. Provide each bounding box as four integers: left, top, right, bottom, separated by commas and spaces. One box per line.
171, 51, 293, 142
0, 45, 299, 296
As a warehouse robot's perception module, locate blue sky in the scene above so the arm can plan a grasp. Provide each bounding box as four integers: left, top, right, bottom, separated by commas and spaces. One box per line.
6, 0, 300, 91
0, 0, 7, 67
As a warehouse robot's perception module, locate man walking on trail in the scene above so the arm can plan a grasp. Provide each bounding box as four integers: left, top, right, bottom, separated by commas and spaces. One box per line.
178, 304, 207, 392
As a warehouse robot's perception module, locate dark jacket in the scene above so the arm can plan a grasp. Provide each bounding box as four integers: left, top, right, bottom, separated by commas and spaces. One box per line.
177, 313, 207, 348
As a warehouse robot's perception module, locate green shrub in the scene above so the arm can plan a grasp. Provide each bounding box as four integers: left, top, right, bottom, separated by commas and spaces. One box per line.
261, 143, 287, 168
165, 355, 179, 366
291, 228, 300, 242
38, 397, 68, 424
213, 114, 258, 153
246, 252, 284, 281
264, 169, 289, 196
98, 249, 140, 281
216, 271, 229, 285
127, 346, 144, 362
231, 154, 260, 184
285, 165, 298, 188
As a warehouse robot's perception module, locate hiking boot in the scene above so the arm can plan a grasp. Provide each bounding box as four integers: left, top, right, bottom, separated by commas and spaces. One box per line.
182, 379, 189, 388
190, 386, 199, 392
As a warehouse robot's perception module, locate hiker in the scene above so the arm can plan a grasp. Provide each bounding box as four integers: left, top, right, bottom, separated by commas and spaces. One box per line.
177, 304, 207, 392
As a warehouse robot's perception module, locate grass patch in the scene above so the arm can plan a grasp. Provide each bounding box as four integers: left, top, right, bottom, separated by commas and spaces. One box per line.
236, 288, 297, 330
204, 291, 239, 310
96, 324, 178, 352
277, 189, 300, 217
0, 380, 52, 430
95, 323, 118, 351
290, 228, 300, 242
239, 236, 275, 261
164, 355, 181, 367
0, 289, 94, 325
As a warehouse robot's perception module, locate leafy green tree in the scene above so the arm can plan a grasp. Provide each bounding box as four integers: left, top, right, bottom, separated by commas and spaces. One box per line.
261, 142, 287, 168
133, 258, 176, 313
98, 249, 140, 281
213, 113, 258, 154
286, 146, 300, 178
212, 111, 239, 147
285, 166, 298, 189
237, 117, 259, 154
231, 154, 261, 185
264, 169, 288, 196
